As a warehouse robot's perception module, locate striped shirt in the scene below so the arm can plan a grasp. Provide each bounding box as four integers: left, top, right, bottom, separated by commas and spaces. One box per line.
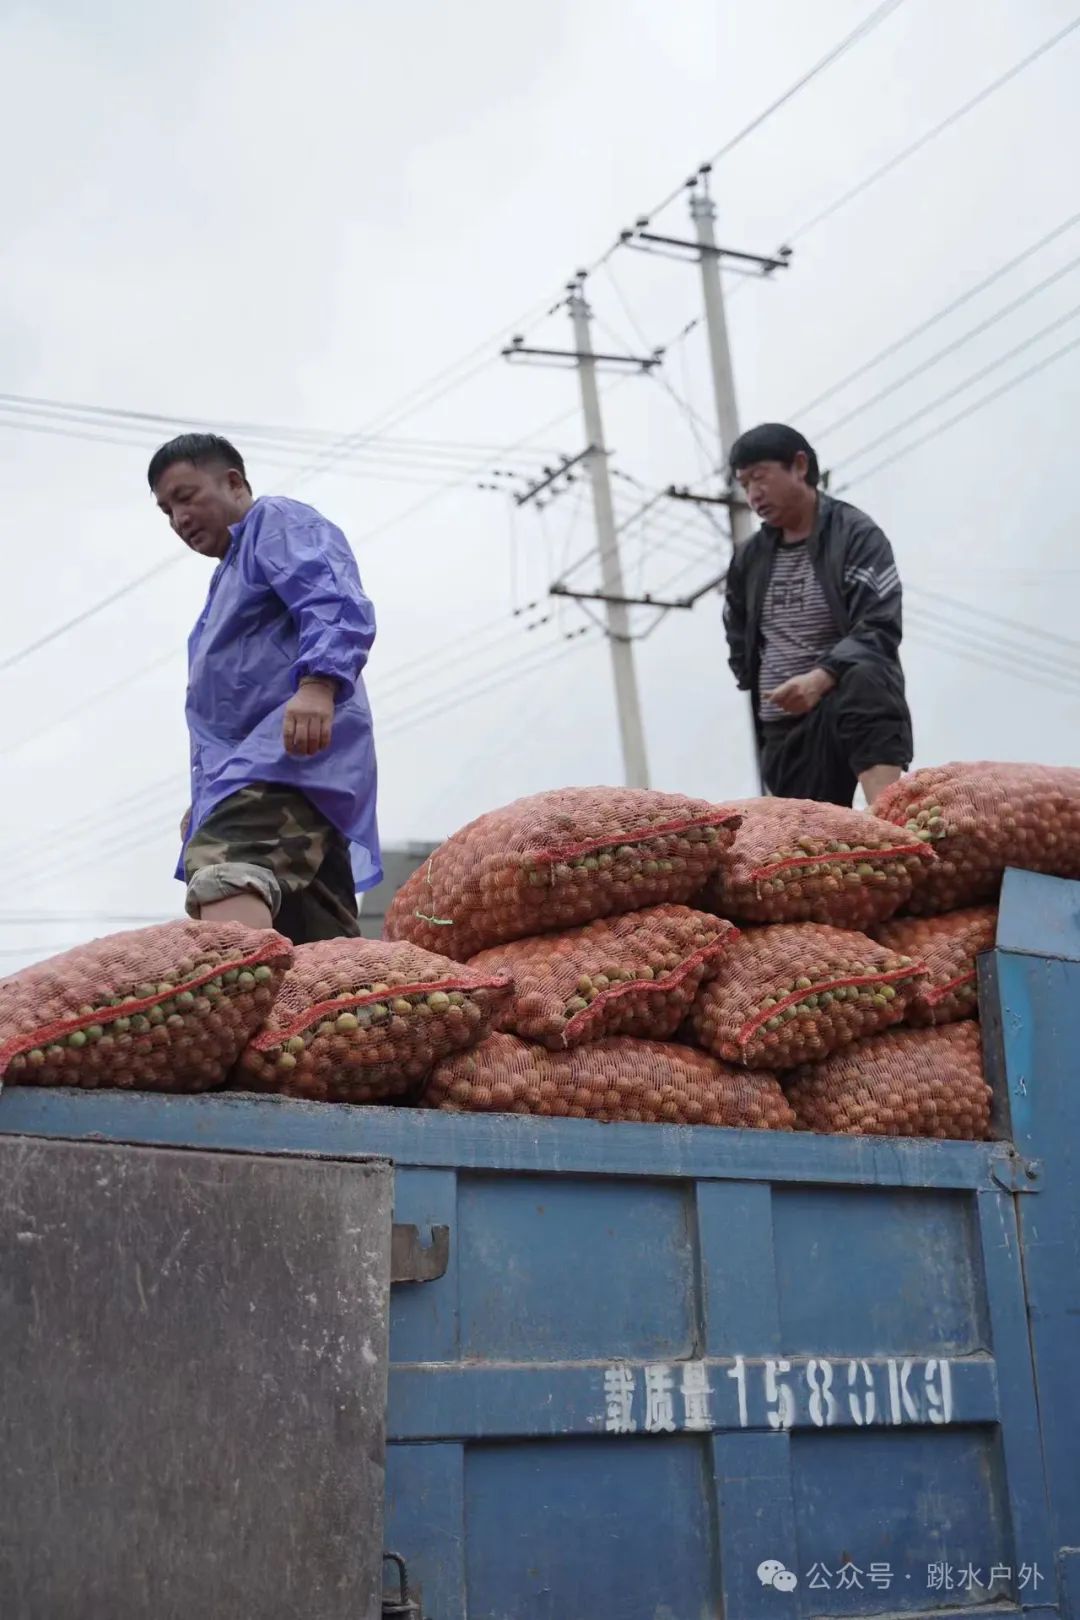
758, 541, 839, 722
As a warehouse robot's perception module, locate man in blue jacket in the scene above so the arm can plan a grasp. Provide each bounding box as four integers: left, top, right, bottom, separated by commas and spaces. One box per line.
148, 433, 381, 943
723, 422, 913, 807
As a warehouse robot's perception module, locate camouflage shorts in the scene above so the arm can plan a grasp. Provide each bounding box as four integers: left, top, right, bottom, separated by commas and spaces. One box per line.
184, 783, 360, 945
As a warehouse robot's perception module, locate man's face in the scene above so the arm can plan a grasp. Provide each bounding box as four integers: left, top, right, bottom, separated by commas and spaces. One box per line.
735, 453, 809, 526
153, 460, 248, 558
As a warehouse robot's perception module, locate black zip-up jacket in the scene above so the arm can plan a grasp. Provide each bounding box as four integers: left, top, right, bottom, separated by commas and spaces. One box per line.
723, 492, 904, 725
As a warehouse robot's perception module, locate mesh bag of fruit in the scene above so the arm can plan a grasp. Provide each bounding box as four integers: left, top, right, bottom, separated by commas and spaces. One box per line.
235, 937, 513, 1103
875, 762, 1080, 914
425, 1031, 795, 1128
0, 922, 292, 1093
690, 922, 926, 1069
873, 906, 996, 1026
383, 787, 741, 960
468, 905, 737, 1050
785, 1021, 992, 1139
698, 797, 933, 929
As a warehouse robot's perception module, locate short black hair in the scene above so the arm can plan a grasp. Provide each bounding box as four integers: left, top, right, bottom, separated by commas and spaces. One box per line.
729, 422, 820, 488
147, 432, 250, 492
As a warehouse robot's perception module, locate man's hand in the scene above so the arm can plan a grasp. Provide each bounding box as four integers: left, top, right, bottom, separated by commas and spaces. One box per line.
766, 668, 837, 716
180, 806, 192, 841
284, 677, 336, 756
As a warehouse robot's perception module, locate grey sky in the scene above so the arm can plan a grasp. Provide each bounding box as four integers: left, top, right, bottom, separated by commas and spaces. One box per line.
3, 0, 1079, 970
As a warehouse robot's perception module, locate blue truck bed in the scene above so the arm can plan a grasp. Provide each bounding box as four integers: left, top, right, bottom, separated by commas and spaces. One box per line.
2, 866, 1077, 1619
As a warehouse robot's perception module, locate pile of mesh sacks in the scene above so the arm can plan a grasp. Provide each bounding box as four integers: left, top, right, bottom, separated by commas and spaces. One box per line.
4, 765, 1078, 1141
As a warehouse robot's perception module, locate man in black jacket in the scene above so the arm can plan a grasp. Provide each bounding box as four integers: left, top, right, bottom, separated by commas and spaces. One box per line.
723, 422, 912, 807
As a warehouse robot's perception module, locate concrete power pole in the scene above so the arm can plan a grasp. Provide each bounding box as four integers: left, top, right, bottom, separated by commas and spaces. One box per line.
502, 280, 660, 791
566, 286, 650, 789
687, 175, 756, 549
621, 170, 791, 792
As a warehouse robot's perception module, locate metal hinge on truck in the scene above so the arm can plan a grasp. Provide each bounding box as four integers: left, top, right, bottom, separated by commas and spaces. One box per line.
382, 1552, 428, 1618
990, 1149, 1043, 1193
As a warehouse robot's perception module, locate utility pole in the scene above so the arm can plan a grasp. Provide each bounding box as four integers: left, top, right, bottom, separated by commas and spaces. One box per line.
567, 286, 649, 789
620, 171, 789, 535
620, 171, 791, 792
502, 278, 660, 790
688, 170, 756, 549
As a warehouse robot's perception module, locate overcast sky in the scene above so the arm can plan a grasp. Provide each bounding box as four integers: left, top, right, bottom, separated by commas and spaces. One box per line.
3, 0, 1079, 970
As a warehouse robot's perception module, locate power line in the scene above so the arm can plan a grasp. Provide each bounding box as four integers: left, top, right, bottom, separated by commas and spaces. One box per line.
814, 248, 1080, 441
789, 15, 1080, 241
12, 622, 578, 880
12, 608, 560, 872
0, 409, 553, 486
378, 629, 598, 741
904, 603, 1080, 686
835, 323, 1080, 491
282, 355, 518, 493
908, 583, 1080, 661
0, 390, 563, 458
0, 1, 954, 688
0, 400, 576, 678
352, 309, 705, 549
611, 484, 721, 554
21, 633, 601, 894
598, 275, 718, 462
905, 614, 1080, 700
593, 0, 909, 259
0, 557, 182, 675
794, 209, 1080, 417
368, 613, 552, 705
4, 0, 904, 669
904, 603, 1080, 688
374, 609, 528, 684
1, 645, 184, 757
26, 817, 185, 894
836, 296, 1080, 468
0, 773, 182, 876
5, 6, 1025, 753
271, 0, 909, 503
377, 625, 585, 730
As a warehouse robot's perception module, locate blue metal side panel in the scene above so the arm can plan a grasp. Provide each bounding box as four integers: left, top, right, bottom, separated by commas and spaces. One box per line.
994, 869, 1080, 1591
0, 1083, 1009, 1187
456, 1175, 696, 1362
463, 1437, 717, 1620
771, 1185, 986, 1357
385, 1444, 466, 1620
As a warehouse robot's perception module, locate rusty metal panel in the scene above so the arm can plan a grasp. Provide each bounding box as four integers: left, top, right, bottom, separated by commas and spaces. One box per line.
0, 1137, 391, 1620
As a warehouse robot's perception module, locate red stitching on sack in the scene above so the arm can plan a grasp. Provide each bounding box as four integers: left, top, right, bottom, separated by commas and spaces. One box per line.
923, 969, 977, 1006
532, 810, 741, 866
736, 960, 927, 1046
559, 934, 738, 1046
0, 935, 289, 1068
250, 972, 513, 1048
747, 842, 930, 880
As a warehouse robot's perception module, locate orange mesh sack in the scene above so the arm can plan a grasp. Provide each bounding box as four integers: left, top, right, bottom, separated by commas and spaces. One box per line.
0, 922, 292, 1093
236, 937, 513, 1103
383, 788, 740, 960
469, 905, 737, 1050
425, 1032, 795, 1129
873, 906, 996, 1026
699, 798, 933, 929
785, 1022, 992, 1140
876, 762, 1080, 914
690, 922, 926, 1069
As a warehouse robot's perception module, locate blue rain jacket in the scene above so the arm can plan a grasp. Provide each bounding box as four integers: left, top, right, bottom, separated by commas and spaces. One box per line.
177, 495, 381, 892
